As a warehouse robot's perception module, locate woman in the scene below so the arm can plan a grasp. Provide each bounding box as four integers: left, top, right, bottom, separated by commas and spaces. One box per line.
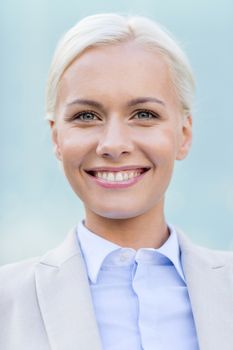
0, 13, 232, 350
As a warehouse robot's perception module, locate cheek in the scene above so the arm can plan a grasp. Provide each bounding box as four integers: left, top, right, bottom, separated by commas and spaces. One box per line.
141, 129, 178, 165
58, 129, 96, 167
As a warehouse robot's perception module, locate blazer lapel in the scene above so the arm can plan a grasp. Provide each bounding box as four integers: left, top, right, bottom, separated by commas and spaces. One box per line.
177, 229, 233, 350
35, 229, 102, 350
35, 226, 233, 350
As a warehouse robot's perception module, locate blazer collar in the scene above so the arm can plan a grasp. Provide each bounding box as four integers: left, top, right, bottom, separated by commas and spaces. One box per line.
35, 228, 103, 350
35, 227, 233, 350
78, 220, 185, 284
176, 228, 233, 350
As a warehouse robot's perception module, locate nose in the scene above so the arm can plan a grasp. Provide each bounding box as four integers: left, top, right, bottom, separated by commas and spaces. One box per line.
96, 119, 134, 160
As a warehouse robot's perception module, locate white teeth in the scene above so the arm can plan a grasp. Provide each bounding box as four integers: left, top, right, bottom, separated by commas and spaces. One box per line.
108, 173, 115, 181
128, 172, 134, 179
115, 172, 123, 181
94, 170, 144, 182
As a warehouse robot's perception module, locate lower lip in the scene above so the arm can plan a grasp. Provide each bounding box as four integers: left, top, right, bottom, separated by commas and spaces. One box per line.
85, 171, 149, 189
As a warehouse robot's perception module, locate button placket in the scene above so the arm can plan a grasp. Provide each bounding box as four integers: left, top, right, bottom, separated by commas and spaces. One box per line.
117, 249, 135, 265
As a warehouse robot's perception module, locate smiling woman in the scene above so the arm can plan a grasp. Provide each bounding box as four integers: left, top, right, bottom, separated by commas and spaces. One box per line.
1, 13, 233, 350
51, 40, 192, 229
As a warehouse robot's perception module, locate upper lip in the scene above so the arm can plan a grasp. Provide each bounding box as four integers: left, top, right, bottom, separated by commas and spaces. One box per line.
85, 165, 151, 172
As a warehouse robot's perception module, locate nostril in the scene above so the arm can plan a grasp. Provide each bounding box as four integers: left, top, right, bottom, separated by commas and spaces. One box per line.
102, 153, 111, 158
96, 139, 134, 159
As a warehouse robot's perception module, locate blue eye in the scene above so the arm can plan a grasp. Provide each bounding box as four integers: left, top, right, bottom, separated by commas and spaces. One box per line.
75, 112, 98, 121
135, 110, 158, 119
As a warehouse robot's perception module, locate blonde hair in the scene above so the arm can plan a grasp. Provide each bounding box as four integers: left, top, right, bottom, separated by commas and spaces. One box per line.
46, 13, 195, 121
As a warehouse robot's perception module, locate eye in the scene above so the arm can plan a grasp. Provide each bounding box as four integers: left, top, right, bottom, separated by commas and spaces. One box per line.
134, 110, 159, 120
73, 111, 99, 121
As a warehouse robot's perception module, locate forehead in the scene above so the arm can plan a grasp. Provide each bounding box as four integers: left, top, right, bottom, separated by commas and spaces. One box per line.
57, 41, 178, 110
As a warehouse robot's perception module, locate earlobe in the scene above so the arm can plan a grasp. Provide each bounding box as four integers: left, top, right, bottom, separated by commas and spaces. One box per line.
176, 115, 193, 160
49, 121, 62, 161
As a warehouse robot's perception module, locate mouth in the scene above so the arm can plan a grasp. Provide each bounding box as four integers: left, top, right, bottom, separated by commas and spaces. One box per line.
84, 167, 151, 183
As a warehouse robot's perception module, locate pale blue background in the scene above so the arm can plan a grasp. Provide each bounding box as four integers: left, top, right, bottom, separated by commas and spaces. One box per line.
1, 0, 233, 264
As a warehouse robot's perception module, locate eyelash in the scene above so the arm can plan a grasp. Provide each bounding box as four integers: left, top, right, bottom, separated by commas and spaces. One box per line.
134, 110, 160, 120
71, 110, 99, 121
70, 109, 160, 122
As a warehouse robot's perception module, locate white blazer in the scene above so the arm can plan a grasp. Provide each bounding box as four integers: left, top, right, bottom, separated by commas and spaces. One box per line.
0, 228, 233, 350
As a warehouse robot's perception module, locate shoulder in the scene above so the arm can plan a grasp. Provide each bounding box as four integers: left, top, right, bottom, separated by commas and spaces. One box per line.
0, 257, 43, 329
176, 227, 233, 266
0, 257, 40, 300
0, 228, 81, 301
0, 257, 40, 281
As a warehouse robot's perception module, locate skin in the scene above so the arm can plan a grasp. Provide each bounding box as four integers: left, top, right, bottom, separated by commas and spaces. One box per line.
50, 41, 192, 249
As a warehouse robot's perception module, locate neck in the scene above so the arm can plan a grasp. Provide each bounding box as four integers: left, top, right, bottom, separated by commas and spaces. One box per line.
84, 205, 169, 250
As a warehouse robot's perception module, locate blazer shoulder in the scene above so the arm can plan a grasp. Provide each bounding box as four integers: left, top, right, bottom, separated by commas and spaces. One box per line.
194, 244, 233, 265
0, 257, 40, 301
177, 228, 233, 266
0, 256, 40, 277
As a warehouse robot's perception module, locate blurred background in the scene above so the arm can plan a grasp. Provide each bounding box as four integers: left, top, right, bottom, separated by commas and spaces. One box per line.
1, 0, 233, 264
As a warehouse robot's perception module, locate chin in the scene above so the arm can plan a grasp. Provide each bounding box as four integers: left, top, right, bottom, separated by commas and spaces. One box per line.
92, 207, 148, 220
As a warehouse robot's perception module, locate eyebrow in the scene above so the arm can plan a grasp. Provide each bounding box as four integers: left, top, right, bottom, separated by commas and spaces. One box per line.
127, 97, 165, 107
67, 98, 105, 111
66, 97, 165, 110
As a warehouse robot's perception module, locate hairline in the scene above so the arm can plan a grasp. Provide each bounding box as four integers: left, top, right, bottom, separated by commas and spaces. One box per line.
46, 14, 195, 121
55, 39, 182, 118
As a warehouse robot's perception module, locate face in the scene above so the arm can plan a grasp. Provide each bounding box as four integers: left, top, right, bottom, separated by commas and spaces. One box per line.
51, 41, 192, 222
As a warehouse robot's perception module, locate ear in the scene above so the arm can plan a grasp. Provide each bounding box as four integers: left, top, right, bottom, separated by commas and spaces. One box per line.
176, 115, 193, 160
49, 120, 62, 161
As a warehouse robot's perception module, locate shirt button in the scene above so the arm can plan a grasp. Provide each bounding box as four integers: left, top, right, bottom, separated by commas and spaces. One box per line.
120, 253, 129, 262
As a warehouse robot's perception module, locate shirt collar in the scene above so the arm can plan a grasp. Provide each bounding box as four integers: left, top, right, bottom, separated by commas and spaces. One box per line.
76, 220, 185, 284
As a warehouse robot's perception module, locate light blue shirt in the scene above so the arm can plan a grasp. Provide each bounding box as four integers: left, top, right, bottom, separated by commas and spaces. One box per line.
77, 221, 199, 350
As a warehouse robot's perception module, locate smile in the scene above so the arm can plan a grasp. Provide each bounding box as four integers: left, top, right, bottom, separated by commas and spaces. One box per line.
93, 169, 144, 182
85, 167, 150, 188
